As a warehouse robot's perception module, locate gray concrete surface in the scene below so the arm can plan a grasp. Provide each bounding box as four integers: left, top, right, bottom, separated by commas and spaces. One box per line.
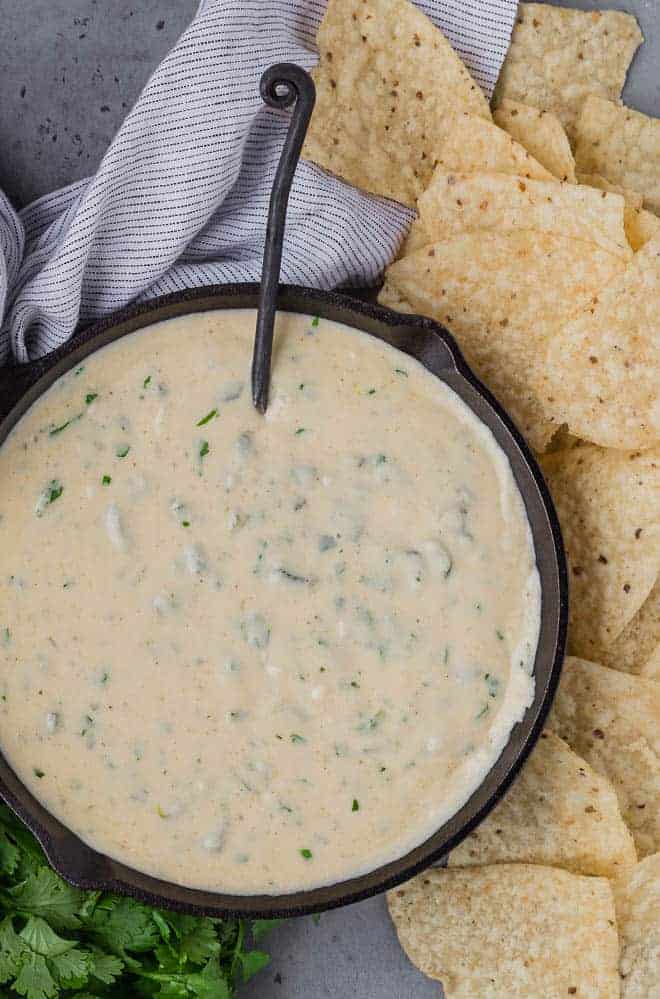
0, 2, 657, 997
0, 0, 197, 207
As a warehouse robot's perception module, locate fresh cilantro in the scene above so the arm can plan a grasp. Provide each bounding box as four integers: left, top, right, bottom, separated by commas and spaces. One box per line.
251, 919, 280, 943
196, 409, 218, 427
49, 414, 81, 436
36, 481, 64, 514
101, 475, 111, 486
299, 849, 313, 860
352, 799, 359, 812
199, 441, 210, 459
311, 316, 320, 328
143, 376, 152, 389
115, 445, 130, 459
0, 805, 277, 997
84, 394, 97, 406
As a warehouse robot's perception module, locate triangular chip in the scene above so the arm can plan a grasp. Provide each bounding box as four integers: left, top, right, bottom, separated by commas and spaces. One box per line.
540, 446, 660, 655
448, 730, 636, 877
405, 172, 630, 258
303, 0, 490, 206
626, 208, 660, 253
426, 111, 554, 182
494, 3, 643, 142
641, 650, 660, 682
380, 232, 624, 451
614, 853, 660, 998
594, 577, 660, 680
575, 97, 660, 214
577, 172, 643, 211
539, 232, 660, 450
577, 172, 646, 251
388, 864, 619, 998
494, 98, 576, 182
548, 657, 660, 857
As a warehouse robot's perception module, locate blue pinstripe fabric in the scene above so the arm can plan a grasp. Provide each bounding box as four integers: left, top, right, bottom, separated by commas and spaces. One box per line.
0, 0, 517, 365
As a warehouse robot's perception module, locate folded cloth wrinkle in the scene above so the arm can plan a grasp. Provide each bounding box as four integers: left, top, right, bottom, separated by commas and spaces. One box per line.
0, 0, 517, 366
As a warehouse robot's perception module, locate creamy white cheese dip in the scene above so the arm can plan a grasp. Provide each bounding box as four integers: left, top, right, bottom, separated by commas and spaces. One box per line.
0, 310, 540, 894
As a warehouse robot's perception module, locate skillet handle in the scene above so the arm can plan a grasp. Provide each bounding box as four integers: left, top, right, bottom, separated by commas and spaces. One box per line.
251, 63, 316, 414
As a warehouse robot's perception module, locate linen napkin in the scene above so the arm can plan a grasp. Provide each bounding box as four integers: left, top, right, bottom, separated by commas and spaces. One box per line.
0, 0, 518, 366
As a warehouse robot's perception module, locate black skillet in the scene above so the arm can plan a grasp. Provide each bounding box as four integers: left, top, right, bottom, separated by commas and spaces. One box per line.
0, 65, 568, 919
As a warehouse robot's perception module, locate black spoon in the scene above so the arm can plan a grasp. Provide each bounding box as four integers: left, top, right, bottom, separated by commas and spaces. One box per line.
251, 63, 316, 414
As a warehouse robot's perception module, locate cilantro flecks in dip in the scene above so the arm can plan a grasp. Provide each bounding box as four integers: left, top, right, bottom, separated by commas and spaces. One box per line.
0, 310, 540, 894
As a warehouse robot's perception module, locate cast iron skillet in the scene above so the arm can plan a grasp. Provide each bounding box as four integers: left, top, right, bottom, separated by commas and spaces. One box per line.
0, 66, 568, 919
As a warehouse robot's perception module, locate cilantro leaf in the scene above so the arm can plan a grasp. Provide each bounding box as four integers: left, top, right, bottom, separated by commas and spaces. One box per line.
82, 897, 160, 960
47, 947, 90, 990
9, 869, 82, 930
233, 948, 271, 983
161, 913, 220, 965
13, 952, 57, 999
0, 810, 44, 879
0, 916, 27, 983
87, 948, 124, 985
0, 832, 20, 877
251, 919, 281, 943
18, 917, 77, 958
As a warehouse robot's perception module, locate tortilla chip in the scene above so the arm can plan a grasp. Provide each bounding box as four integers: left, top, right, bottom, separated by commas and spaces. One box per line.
388, 864, 619, 998
405, 172, 630, 258
575, 97, 660, 214
379, 232, 624, 452
377, 282, 414, 314
494, 4, 643, 142
427, 111, 554, 181
640, 644, 660, 682
577, 172, 644, 212
302, 0, 490, 206
626, 207, 660, 253
548, 657, 660, 858
577, 172, 647, 251
448, 730, 636, 877
540, 446, 660, 655
594, 577, 660, 680
614, 853, 660, 997
494, 98, 576, 182
539, 232, 660, 450
640, 652, 660, 682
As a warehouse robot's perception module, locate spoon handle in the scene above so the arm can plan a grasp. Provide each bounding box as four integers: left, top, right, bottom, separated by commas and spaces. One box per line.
251, 64, 316, 414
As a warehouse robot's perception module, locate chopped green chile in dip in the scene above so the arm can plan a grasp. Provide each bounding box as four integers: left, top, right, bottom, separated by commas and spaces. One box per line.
0, 311, 540, 895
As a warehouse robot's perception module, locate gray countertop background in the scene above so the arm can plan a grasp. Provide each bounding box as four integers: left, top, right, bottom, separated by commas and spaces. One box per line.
0, 2, 657, 996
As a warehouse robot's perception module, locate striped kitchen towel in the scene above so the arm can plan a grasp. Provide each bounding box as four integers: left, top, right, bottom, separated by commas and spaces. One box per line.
0, 0, 518, 366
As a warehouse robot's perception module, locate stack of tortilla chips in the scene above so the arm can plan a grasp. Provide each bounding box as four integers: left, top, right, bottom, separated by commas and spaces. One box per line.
303, 2, 659, 995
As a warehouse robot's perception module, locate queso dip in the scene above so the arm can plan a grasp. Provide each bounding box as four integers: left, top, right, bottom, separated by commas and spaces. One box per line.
0, 311, 539, 894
